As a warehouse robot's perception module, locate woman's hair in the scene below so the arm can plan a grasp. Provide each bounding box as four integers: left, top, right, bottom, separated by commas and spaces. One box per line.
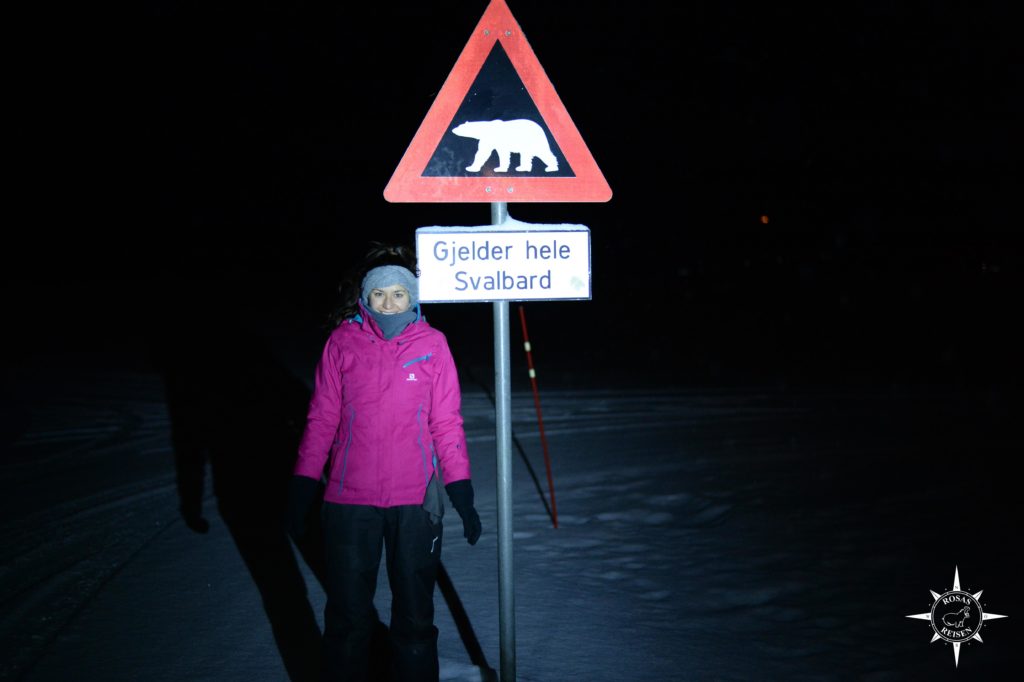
325, 242, 419, 328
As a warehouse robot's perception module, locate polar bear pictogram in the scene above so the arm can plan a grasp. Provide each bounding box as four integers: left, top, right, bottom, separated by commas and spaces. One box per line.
941, 606, 970, 628
451, 119, 559, 173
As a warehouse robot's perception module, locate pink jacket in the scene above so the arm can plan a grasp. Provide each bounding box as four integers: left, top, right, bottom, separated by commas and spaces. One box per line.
293, 306, 471, 507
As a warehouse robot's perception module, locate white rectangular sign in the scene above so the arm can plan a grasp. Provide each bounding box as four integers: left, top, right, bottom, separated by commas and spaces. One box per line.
416, 219, 591, 302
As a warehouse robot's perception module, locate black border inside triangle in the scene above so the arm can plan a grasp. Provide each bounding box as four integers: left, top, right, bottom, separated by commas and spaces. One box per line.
423, 42, 575, 178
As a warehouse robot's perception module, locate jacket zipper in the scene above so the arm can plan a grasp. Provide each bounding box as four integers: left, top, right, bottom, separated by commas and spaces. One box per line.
338, 406, 356, 493
403, 353, 432, 368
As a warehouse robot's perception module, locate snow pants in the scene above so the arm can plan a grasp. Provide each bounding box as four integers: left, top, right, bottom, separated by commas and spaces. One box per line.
321, 502, 443, 682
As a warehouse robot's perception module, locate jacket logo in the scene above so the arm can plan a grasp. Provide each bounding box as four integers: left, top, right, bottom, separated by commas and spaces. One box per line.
406, 373, 418, 381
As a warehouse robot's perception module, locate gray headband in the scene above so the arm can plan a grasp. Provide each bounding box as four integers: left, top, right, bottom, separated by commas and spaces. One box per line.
361, 265, 418, 307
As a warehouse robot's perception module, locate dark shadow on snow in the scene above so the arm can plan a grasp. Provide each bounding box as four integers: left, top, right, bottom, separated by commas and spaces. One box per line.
149, 280, 328, 682
148, 279, 494, 681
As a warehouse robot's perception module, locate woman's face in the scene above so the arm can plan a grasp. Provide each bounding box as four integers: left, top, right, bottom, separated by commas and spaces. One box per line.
368, 285, 411, 314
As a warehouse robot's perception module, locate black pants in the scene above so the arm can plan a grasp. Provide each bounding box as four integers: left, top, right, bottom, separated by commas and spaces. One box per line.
321, 503, 443, 682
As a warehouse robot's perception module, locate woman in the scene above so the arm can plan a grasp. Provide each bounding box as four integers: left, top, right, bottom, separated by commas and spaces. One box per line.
286, 243, 481, 682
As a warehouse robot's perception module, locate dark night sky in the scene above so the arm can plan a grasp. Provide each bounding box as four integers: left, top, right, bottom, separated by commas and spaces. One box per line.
9, 0, 1021, 389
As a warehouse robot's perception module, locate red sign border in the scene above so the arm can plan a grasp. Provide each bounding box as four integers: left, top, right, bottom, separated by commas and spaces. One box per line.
383, 0, 612, 203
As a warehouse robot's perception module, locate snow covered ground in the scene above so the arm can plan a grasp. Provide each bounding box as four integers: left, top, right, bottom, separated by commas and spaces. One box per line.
1, 278, 1019, 681
2, 352, 1019, 681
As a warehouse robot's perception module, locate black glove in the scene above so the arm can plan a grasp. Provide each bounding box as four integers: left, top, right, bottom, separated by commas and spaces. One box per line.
445, 479, 482, 545
286, 475, 319, 540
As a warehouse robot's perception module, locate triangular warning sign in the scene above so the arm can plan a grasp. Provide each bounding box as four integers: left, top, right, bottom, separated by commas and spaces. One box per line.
384, 0, 612, 203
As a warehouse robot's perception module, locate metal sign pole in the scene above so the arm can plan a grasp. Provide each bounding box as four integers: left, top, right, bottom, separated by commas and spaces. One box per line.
490, 200, 516, 681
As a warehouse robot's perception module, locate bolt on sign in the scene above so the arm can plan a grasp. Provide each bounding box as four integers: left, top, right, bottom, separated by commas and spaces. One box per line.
384, 0, 611, 203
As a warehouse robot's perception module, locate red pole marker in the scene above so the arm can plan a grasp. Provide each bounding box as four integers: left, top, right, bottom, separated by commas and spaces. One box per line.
518, 305, 558, 529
